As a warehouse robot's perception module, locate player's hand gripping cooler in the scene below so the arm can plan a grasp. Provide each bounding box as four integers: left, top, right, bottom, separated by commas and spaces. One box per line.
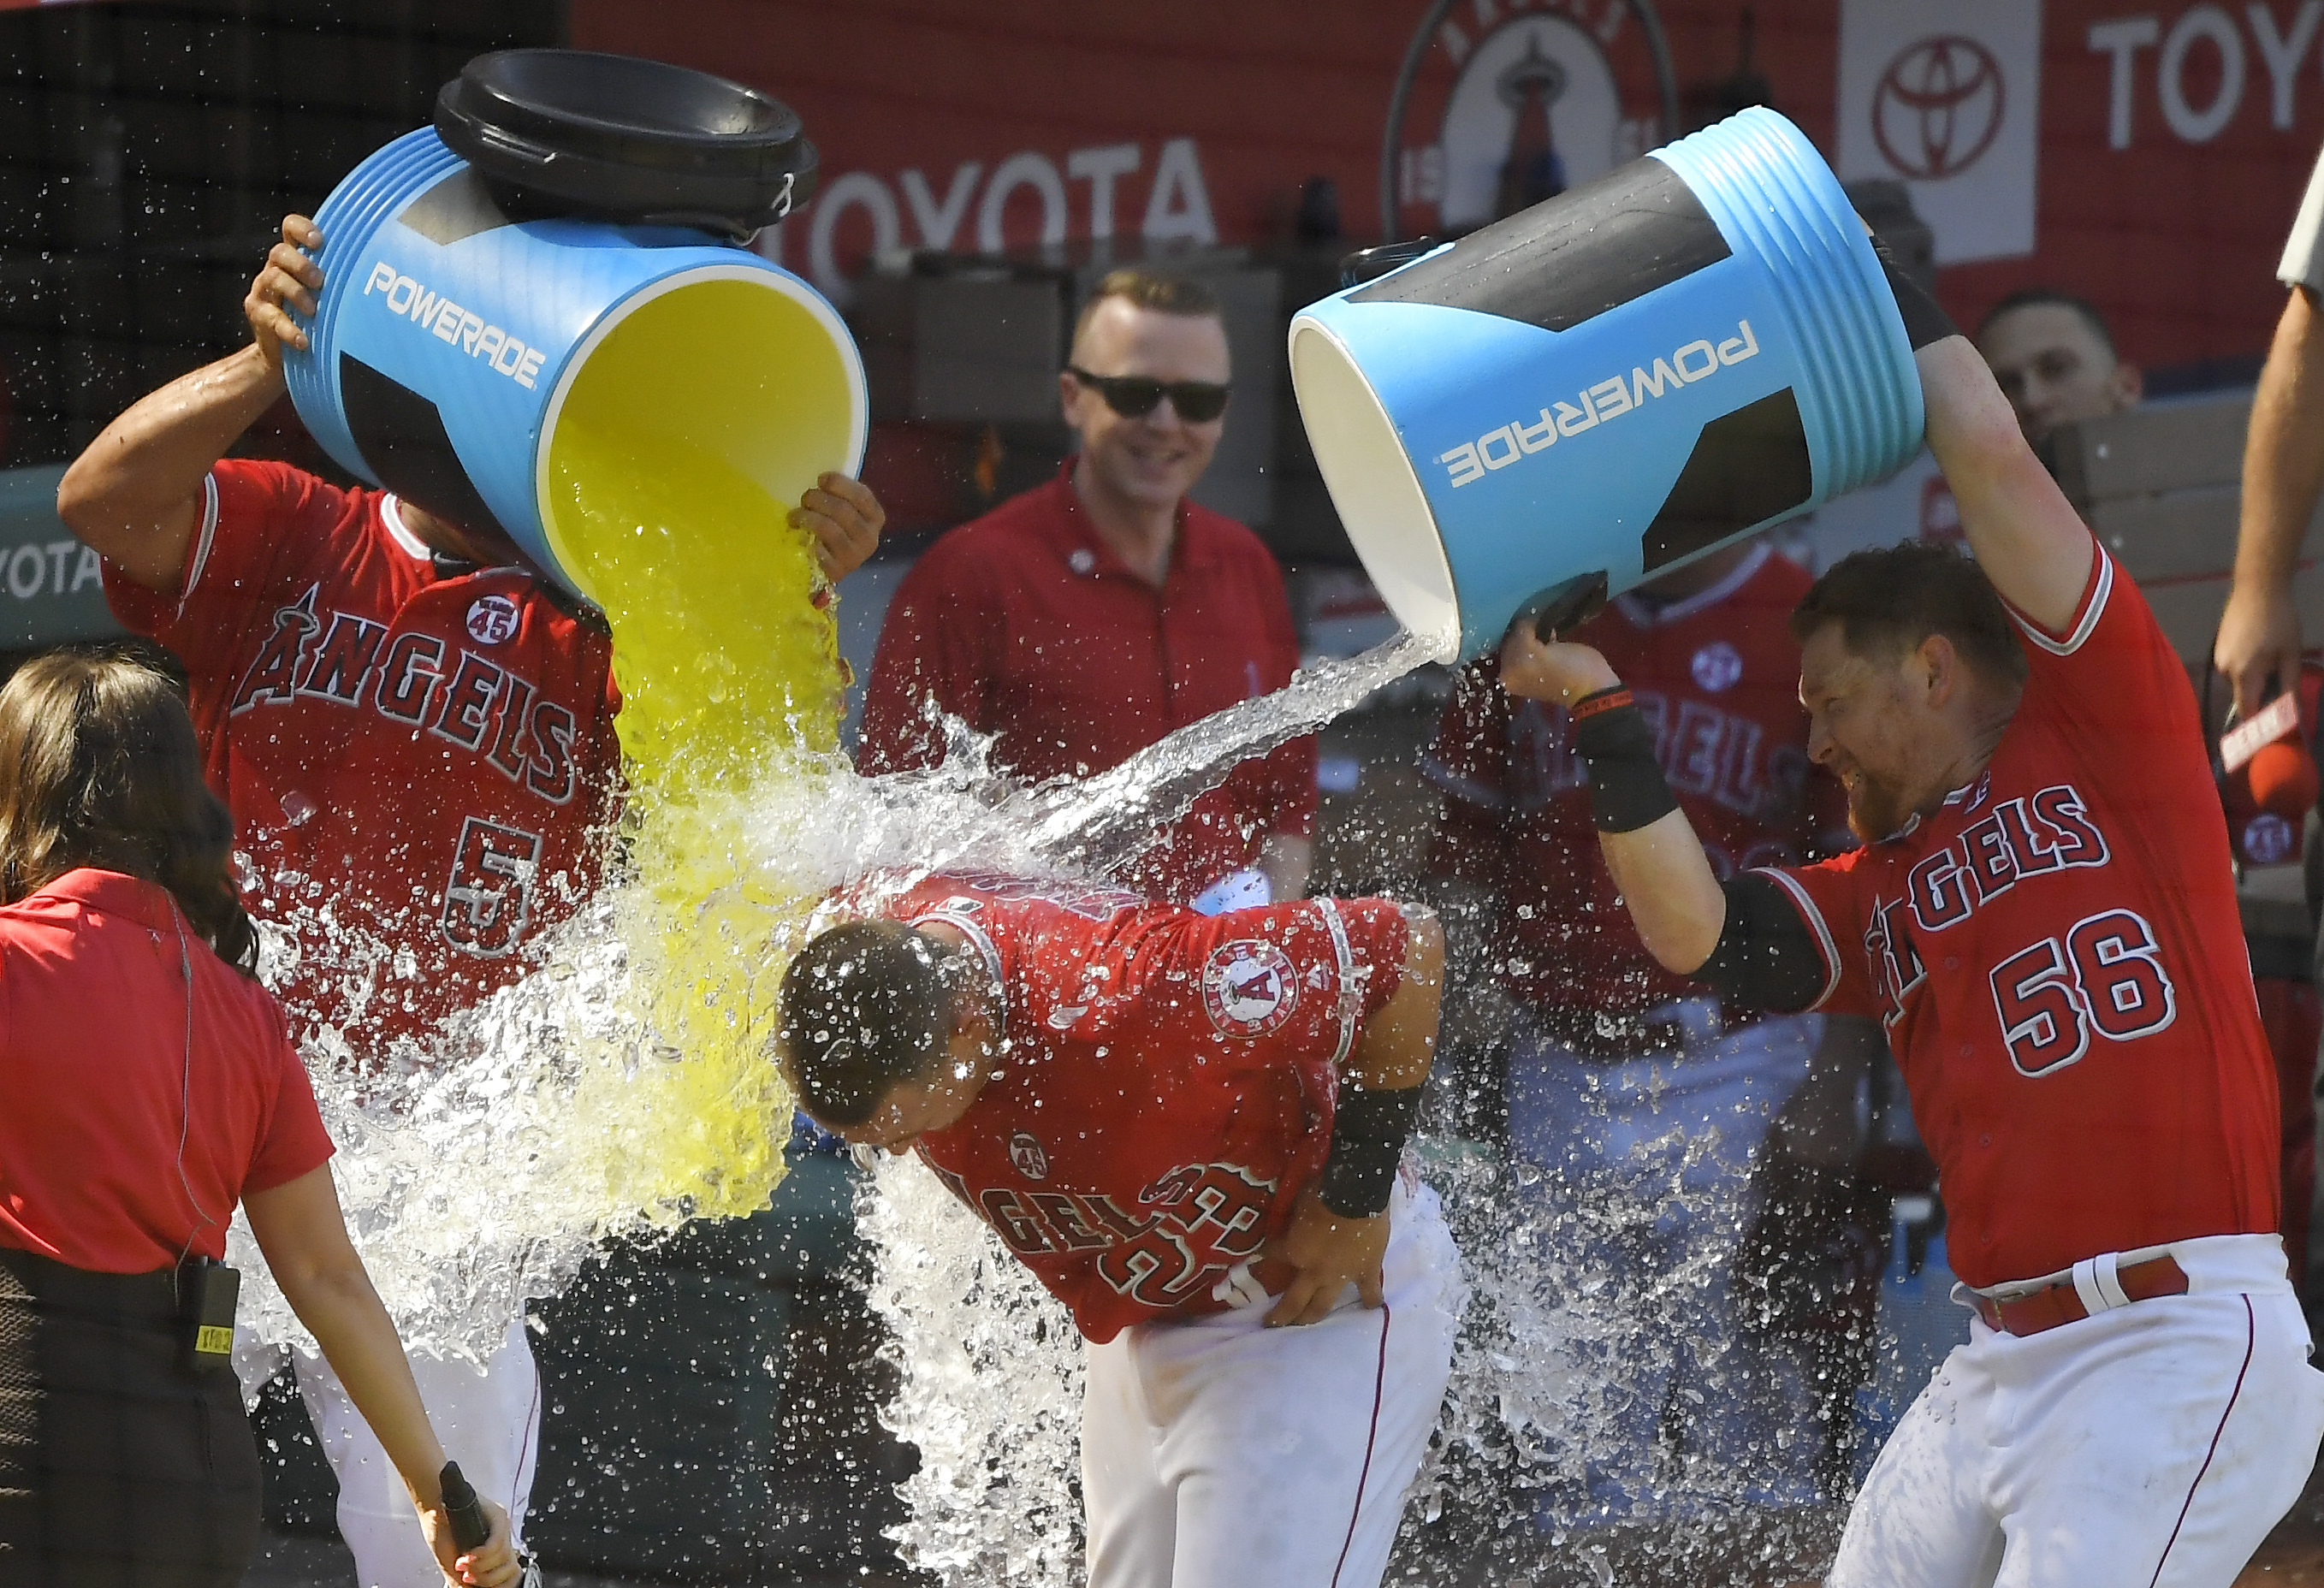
1288, 106, 1925, 662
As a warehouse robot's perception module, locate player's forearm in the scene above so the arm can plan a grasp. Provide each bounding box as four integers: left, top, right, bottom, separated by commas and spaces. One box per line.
1598, 809, 1728, 974
1342, 907, 1444, 1092
1312, 909, 1440, 1223
1917, 337, 2094, 635
2238, 287, 2324, 594
57, 344, 278, 573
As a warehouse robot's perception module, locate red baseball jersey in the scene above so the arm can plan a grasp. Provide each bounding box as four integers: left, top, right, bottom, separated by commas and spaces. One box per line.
883, 873, 1409, 1343
857, 467, 1316, 904
1424, 546, 1848, 1012
104, 459, 622, 1054
1769, 547, 2280, 1288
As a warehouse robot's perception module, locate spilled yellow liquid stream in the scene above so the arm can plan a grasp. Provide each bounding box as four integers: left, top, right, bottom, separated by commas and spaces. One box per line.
534, 275, 858, 1227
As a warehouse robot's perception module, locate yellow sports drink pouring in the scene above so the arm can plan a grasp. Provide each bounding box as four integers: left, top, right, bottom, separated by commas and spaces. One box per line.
284, 50, 868, 1220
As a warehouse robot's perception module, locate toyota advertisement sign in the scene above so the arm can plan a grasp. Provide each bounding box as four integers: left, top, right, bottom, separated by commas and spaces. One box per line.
1839, 3, 2045, 264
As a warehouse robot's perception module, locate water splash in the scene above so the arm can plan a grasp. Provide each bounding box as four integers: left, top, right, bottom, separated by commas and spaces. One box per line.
226, 625, 1431, 1368
856, 1152, 1086, 1585
1005, 628, 1443, 879
219, 575, 1864, 1587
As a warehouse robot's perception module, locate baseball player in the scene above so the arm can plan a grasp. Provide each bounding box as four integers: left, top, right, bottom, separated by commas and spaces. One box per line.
54, 214, 885, 1586
1426, 539, 1880, 1536
775, 873, 1465, 1588
1494, 273, 2324, 1583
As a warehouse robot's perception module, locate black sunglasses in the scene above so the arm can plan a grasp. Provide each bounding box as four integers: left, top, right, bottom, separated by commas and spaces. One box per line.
1064, 365, 1231, 423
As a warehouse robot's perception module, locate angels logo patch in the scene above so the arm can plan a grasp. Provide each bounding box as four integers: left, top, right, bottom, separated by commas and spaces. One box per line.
1201, 939, 1299, 1037
1008, 1132, 1050, 1181
465, 593, 521, 646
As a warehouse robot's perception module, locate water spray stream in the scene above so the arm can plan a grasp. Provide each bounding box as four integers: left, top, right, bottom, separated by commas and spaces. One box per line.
218, 531, 1845, 1585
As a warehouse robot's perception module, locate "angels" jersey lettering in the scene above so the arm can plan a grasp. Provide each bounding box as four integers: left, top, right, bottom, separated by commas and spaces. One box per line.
227, 584, 578, 805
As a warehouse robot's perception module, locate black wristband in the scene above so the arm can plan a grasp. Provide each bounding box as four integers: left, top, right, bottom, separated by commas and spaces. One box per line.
1873, 241, 1959, 350
1318, 1084, 1423, 1218
1571, 693, 1678, 833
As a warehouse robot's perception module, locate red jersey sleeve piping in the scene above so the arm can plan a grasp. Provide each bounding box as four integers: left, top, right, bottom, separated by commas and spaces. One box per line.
2007, 542, 2112, 658
178, 471, 222, 612
1312, 898, 1361, 1071
1752, 868, 1844, 1011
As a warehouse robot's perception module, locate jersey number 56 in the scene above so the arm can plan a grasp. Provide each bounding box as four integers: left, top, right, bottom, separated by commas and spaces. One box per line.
1988, 907, 2177, 1076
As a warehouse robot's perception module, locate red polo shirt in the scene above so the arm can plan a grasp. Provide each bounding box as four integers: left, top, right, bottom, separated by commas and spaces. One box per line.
857, 466, 1315, 904
0, 869, 333, 1274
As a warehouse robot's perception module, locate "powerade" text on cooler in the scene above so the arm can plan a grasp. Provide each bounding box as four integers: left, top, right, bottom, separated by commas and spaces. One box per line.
1438, 320, 1761, 489
361, 262, 548, 389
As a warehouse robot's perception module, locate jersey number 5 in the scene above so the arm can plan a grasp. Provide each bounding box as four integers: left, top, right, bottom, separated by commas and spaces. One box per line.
1988, 907, 2177, 1077
442, 816, 542, 958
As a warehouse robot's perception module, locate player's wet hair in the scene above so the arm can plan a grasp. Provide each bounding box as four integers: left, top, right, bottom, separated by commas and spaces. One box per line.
1790, 542, 2030, 684
1071, 268, 1221, 348
776, 920, 969, 1126
0, 648, 258, 975
1977, 287, 2119, 361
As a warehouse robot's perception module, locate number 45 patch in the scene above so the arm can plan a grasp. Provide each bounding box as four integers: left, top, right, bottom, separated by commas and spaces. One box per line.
442, 816, 542, 957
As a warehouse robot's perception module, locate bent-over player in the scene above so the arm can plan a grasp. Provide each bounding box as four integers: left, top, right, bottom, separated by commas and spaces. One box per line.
1496, 284, 2324, 1582
776, 874, 1464, 1588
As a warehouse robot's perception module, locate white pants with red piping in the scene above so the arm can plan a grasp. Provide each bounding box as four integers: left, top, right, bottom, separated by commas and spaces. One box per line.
1080, 1181, 1463, 1588
1829, 1233, 2324, 1588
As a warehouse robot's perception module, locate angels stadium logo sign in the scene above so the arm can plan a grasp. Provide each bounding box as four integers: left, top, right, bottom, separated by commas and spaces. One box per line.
1384, 0, 1681, 242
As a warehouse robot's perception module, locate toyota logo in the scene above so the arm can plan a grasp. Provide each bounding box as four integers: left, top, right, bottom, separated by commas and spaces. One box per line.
1873, 36, 2005, 180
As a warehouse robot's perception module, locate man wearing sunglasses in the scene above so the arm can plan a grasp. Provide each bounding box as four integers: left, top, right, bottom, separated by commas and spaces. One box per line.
860, 270, 1316, 911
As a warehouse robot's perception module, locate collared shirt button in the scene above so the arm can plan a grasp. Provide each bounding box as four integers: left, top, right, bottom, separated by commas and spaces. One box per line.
1959, 1042, 1973, 1057
1979, 1133, 1992, 1148
1944, 955, 1961, 970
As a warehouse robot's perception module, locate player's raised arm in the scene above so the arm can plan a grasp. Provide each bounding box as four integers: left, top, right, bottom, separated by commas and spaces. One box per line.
1914, 335, 2096, 637
1497, 625, 1836, 1016
56, 214, 324, 591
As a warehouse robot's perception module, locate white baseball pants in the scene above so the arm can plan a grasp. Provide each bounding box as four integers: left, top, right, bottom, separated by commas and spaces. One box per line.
1081, 1182, 1464, 1588
1829, 1233, 2324, 1588
294, 1319, 541, 1587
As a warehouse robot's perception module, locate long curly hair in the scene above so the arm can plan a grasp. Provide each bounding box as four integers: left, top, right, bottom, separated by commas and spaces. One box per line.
0, 649, 257, 975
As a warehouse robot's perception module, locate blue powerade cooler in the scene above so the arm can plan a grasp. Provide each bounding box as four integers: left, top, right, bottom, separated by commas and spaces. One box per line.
1289, 106, 1925, 662
280, 50, 867, 607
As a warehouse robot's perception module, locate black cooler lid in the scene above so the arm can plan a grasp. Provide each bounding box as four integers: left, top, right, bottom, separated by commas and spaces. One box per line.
435, 49, 817, 240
